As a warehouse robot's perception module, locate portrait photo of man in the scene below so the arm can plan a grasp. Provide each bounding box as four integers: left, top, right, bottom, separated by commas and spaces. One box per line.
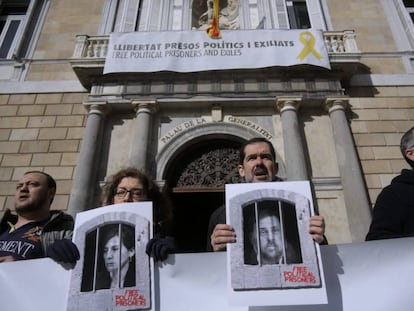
227, 182, 323, 291
243, 200, 302, 266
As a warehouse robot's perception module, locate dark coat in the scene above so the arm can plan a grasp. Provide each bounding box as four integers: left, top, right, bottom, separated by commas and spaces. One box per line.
366, 169, 414, 240
0, 209, 74, 256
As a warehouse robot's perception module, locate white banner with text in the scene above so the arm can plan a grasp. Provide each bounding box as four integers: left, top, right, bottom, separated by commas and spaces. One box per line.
104, 29, 330, 74
1, 238, 414, 311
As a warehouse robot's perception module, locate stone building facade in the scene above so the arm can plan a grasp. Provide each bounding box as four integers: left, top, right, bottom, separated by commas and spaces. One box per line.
1, 0, 414, 251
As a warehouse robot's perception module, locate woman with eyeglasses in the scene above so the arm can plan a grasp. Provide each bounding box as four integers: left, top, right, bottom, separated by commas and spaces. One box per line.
101, 167, 174, 261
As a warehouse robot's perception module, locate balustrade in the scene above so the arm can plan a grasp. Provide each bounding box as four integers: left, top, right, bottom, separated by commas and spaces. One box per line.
72, 30, 359, 59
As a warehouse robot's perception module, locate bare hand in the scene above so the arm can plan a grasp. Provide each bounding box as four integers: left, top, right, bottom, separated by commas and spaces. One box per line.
0, 256, 15, 263
309, 215, 325, 244
210, 224, 236, 252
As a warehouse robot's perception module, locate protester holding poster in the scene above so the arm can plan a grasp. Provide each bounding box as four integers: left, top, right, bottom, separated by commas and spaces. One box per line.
101, 167, 175, 261
206, 137, 326, 252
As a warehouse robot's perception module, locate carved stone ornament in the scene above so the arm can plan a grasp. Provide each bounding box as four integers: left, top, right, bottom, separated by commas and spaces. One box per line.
176, 148, 241, 187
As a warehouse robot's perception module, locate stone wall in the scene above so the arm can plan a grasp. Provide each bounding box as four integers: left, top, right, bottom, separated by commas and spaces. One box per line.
0, 93, 87, 214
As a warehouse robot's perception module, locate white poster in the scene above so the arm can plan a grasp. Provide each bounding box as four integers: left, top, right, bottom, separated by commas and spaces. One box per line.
104, 29, 330, 74
226, 181, 327, 306
1, 238, 414, 311
67, 202, 154, 311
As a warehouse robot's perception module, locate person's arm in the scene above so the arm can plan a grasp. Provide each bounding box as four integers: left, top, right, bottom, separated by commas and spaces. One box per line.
210, 224, 236, 252
309, 215, 327, 244
206, 205, 236, 252
146, 235, 175, 261
47, 239, 80, 266
42, 212, 79, 267
0, 256, 15, 263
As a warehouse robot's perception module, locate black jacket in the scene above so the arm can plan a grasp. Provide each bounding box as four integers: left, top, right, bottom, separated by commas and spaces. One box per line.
366, 169, 414, 240
0, 209, 74, 256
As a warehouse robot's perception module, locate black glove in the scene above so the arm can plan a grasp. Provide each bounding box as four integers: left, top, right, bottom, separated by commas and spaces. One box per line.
146, 236, 175, 262
47, 239, 80, 265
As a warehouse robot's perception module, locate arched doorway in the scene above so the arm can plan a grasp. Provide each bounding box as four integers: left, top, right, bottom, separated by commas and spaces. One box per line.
163, 136, 244, 252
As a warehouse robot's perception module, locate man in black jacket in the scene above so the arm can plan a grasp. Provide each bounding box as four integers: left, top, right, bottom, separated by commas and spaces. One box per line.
207, 137, 326, 252
366, 127, 414, 240
0, 171, 79, 267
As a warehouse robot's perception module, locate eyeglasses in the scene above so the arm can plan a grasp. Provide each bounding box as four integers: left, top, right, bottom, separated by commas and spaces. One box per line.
114, 188, 145, 199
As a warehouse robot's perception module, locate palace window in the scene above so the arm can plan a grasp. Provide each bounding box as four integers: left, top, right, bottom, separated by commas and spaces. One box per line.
385, 0, 414, 52
391, 0, 414, 71
101, 0, 326, 33
0, 0, 47, 60
403, 0, 414, 22
0, 2, 28, 59
286, 1, 311, 29
190, 0, 312, 30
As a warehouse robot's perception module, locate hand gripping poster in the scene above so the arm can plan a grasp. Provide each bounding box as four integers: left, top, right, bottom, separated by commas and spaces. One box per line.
226, 181, 327, 306
67, 202, 154, 311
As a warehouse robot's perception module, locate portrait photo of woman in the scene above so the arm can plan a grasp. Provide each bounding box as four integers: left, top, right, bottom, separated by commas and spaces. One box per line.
96, 224, 136, 289
80, 223, 136, 291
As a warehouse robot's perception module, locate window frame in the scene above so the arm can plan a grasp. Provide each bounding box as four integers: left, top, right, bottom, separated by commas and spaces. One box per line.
0, 11, 26, 59
381, 0, 414, 72
99, 0, 327, 33
403, 0, 414, 20
0, 0, 49, 81
0, 0, 35, 60
286, 0, 311, 29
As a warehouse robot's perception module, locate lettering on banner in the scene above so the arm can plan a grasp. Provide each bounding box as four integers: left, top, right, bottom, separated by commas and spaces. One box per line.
115, 289, 146, 307
105, 29, 331, 74
283, 266, 316, 284
110, 39, 297, 61
112, 43, 164, 59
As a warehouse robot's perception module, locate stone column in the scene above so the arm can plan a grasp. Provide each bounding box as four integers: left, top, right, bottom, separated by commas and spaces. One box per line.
325, 97, 372, 242
68, 102, 108, 217
276, 97, 308, 180
130, 101, 157, 170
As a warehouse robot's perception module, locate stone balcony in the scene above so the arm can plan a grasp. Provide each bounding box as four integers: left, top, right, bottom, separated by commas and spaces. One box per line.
71, 30, 361, 89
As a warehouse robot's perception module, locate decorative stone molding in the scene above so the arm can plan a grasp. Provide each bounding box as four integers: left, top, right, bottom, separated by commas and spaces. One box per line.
132, 100, 158, 115
275, 97, 302, 113
83, 101, 110, 116
176, 147, 240, 187
211, 104, 222, 122
324, 97, 350, 114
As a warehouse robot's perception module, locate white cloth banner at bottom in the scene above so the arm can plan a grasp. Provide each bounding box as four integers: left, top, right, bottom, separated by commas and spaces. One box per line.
103, 29, 330, 74
1, 237, 414, 311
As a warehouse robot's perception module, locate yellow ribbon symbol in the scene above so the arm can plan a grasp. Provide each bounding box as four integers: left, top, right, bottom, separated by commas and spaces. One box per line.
297, 31, 323, 61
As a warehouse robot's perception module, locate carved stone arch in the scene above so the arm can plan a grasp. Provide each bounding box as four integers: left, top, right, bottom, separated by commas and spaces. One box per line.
157, 123, 284, 188
156, 122, 285, 252
165, 136, 244, 189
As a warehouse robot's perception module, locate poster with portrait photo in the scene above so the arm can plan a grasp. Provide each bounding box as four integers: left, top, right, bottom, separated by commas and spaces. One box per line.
67, 202, 154, 311
226, 181, 327, 306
